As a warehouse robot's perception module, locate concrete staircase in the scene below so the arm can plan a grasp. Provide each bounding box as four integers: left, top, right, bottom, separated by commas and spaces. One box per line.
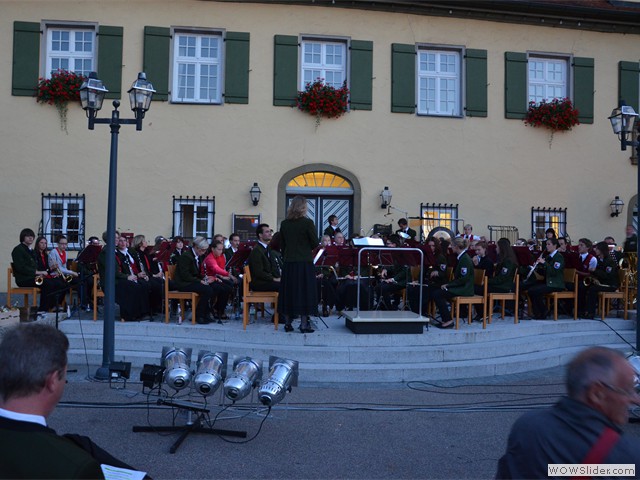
59, 312, 637, 384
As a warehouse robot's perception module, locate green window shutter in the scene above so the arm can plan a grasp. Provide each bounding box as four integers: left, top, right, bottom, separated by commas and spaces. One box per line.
349, 40, 373, 111
619, 61, 640, 112
143, 26, 170, 101
224, 31, 250, 104
391, 43, 415, 113
273, 35, 298, 107
97, 26, 123, 100
464, 49, 487, 117
572, 57, 594, 124
504, 51, 527, 119
12, 21, 40, 97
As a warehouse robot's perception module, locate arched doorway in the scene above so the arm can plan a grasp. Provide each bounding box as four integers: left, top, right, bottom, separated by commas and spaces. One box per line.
627, 194, 637, 232
277, 164, 361, 239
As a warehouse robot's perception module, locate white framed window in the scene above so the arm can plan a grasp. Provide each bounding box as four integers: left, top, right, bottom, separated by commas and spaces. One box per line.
172, 30, 223, 104
528, 55, 569, 104
45, 25, 95, 77
172, 196, 215, 240
300, 38, 347, 89
417, 47, 462, 117
41, 194, 85, 250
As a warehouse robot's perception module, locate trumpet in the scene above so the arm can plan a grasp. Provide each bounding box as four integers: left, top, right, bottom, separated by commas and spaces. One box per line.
54, 265, 74, 283
35, 275, 44, 286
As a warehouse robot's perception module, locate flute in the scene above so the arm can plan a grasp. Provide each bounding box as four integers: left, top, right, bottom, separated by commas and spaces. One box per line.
525, 254, 545, 282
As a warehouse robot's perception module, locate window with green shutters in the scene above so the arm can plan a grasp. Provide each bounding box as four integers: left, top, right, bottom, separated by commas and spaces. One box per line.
273, 34, 372, 111
12, 21, 122, 99
391, 43, 487, 117
505, 51, 594, 124
618, 61, 640, 112
143, 26, 250, 104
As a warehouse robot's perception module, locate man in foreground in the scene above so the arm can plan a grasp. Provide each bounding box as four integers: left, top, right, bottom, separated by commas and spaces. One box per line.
496, 346, 640, 479
0, 323, 143, 479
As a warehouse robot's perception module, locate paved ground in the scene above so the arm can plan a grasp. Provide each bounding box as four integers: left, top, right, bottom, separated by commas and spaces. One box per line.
55, 365, 640, 480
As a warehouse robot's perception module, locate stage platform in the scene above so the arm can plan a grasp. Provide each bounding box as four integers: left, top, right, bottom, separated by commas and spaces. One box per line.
55, 306, 638, 384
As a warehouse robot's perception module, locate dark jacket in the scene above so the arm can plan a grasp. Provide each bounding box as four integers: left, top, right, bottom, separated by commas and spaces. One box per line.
592, 256, 619, 288
489, 258, 517, 291
496, 397, 640, 479
248, 243, 279, 288
173, 248, 202, 289
0, 416, 104, 479
11, 243, 36, 286
543, 251, 565, 289
447, 252, 475, 296
323, 225, 341, 238
280, 217, 318, 263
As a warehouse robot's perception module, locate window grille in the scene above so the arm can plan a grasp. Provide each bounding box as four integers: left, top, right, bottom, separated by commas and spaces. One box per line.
531, 207, 567, 240
40, 193, 85, 250
419, 203, 460, 241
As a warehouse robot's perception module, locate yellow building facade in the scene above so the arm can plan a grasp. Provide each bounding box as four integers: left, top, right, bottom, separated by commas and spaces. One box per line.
1, 0, 639, 274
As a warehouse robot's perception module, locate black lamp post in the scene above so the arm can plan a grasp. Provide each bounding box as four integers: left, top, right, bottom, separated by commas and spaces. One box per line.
609, 102, 640, 352
80, 72, 155, 380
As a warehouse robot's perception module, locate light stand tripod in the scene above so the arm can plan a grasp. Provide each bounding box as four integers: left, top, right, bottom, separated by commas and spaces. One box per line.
132, 398, 246, 454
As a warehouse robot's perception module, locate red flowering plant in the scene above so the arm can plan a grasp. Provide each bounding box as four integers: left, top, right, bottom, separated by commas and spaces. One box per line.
524, 98, 580, 132
37, 69, 86, 133
297, 78, 349, 126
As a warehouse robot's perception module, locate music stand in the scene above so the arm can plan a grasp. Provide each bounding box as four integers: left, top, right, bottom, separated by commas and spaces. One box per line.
226, 247, 252, 319
154, 241, 174, 268
132, 398, 246, 454
76, 244, 102, 310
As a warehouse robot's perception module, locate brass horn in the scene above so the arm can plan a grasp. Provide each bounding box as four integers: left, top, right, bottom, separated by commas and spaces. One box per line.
35, 275, 44, 286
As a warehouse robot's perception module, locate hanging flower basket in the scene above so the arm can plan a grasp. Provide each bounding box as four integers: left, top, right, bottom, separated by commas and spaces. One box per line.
297, 79, 349, 126
524, 98, 580, 132
36, 69, 86, 133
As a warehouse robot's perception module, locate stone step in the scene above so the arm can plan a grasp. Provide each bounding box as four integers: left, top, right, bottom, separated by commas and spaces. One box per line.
59, 315, 637, 383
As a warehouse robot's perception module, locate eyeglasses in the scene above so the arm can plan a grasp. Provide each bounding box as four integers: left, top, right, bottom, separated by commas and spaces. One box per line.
598, 381, 639, 398
58, 242, 68, 246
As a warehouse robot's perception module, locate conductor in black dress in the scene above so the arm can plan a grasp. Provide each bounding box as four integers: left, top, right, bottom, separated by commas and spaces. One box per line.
279, 195, 319, 333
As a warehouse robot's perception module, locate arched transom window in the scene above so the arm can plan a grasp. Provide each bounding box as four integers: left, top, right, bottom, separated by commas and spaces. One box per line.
286, 172, 353, 194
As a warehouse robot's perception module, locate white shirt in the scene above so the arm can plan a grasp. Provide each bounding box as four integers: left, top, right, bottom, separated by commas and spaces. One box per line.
0, 407, 46, 427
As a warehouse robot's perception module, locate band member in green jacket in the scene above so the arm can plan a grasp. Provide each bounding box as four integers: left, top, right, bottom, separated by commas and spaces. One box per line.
583, 241, 620, 319
431, 237, 474, 329
525, 237, 565, 319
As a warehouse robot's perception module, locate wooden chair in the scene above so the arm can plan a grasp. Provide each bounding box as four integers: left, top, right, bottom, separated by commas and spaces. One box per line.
7, 265, 38, 308
243, 265, 279, 330
449, 269, 487, 330
92, 274, 104, 321
164, 265, 199, 325
598, 268, 629, 321
544, 268, 578, 320
488, 273, 520, 326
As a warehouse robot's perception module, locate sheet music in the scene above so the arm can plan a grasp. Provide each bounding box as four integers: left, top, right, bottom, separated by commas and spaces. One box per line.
101, 464, 146, 480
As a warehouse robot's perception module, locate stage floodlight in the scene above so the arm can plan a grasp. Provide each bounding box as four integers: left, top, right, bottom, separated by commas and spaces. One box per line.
223, 357, 262, 402
258, 356, 299, 407
162, 346, 192, 391
194, 351, 227, 397
140, 364, 165, 391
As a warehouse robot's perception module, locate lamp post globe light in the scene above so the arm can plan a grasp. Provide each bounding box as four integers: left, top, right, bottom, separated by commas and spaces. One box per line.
608, 103, 640, 352
80, 72, 155, 380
